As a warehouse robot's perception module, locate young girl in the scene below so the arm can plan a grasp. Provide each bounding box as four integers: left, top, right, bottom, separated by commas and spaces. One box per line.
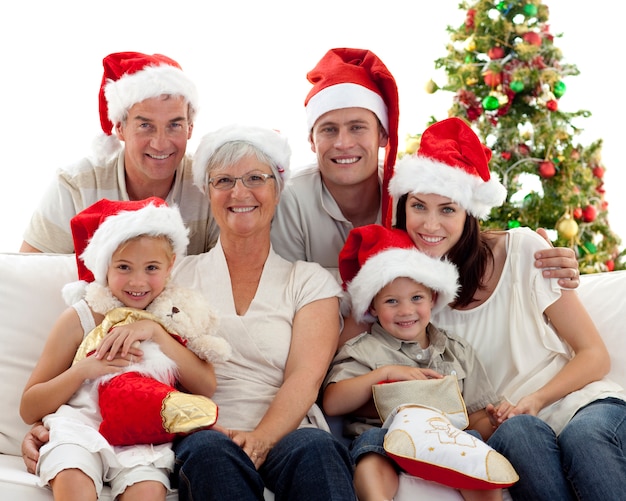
20, 197, 226, 501
323, 223, 505, 501
389, 117, 626, 500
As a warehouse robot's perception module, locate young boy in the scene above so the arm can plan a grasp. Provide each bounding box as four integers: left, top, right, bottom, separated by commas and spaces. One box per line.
323, 224, 502, 501
20, 198, 229, 501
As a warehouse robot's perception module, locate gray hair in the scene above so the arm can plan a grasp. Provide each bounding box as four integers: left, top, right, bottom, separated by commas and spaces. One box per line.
201, 141, 285, 197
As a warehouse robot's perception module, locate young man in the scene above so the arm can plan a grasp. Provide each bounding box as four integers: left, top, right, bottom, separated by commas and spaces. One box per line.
270, 47, 580, 287
20, 51, 219, 256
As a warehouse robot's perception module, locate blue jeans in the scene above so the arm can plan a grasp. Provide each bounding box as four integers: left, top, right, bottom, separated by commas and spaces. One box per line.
488, 398, 626, 501
173, 427, 356, 500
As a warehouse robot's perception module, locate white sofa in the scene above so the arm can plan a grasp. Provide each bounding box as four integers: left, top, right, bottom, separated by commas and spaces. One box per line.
1, 252, 625, 500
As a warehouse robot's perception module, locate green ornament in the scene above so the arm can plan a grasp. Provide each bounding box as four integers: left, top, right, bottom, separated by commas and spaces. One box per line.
482, 95, 500, 111
510, 80, 524, 93
496, 1, 509, 12
465, 54, 474, 63
523, 4, 538, 17
580, 241, 598, 254
508, 220, 521, 229
553, 81, 566, 98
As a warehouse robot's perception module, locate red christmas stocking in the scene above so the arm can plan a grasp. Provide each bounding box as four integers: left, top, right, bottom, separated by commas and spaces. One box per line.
98, 372, 218, 446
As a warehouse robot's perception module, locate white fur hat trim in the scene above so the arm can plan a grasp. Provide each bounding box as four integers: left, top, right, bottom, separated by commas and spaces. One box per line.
81, 202, 189, 285
104, 64, 199, 128
389, 154, 507, 220
192, 124, 291, 193
348, 247, 459, 323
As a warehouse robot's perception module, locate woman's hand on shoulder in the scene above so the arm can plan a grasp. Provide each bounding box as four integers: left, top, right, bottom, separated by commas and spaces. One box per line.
534, 228, 580, 289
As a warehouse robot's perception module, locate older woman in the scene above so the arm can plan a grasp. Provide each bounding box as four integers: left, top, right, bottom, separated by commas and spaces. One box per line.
171, 124, 355, 500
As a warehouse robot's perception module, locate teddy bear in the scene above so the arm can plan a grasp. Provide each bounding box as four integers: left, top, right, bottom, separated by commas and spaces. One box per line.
71, 280, 231, 446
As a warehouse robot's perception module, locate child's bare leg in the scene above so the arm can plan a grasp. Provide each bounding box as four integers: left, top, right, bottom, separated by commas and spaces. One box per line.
50, 468, 97, 501
119, 480, 167, 501
459, 488, 503, 501
354, 452, 399, 501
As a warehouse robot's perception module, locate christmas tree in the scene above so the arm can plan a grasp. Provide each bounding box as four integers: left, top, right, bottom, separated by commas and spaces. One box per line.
409, 0, 623, 273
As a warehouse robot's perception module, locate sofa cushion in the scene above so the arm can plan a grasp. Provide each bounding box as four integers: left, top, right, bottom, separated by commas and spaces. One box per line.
0, 253, 75, 456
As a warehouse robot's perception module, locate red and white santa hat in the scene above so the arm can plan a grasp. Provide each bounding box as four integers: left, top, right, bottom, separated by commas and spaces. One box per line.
339, 224, 459, 323
389, 117, 507, 220
192, 124, 291, 193
68, 197, 189, 291
95, 51, 199, 159
305, 48, 399, 228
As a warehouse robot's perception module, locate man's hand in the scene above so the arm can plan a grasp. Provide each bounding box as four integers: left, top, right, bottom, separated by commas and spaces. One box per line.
21, 422, 49, 474
535, 228, 580, 289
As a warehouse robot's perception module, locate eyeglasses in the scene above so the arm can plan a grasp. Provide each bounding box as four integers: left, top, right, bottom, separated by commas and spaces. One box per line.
207, 172, 276, 191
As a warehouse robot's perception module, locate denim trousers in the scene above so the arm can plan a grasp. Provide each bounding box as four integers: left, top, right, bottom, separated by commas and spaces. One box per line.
487, 397, 626, 501
173, 427, 356, 500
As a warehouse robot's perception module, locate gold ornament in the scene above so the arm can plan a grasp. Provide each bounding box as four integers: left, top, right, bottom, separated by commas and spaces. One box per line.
556, 216, 579, 240
424, 79, 439, 94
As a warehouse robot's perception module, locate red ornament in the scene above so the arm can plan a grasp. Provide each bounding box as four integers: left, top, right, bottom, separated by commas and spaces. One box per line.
592, 166, 605, 179
582, 205, 597, 223
572, 207, 583, 220
523, 32, 542, 46
483, 70, 502, 87
606, 259, 615, 272
465, 9, 476, 32
517, 144, 530, 156
488, 47, 506, 59
501, 151, 512, 160
467, 106, 482, 121
546, 100, 558, 111
538, 161, 556, 178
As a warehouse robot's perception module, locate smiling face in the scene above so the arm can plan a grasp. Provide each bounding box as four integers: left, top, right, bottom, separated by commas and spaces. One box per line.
106, 235, 175, 310
208, 154, 279, 239
309, 107, 387, 190
403, 193, 467, 258
370, 277, 434, 346
116, 95, 193, 196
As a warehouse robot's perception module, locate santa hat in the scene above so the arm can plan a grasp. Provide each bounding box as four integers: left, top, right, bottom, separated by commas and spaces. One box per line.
339, 224, 459, 323
192, 124, 291, 193
65, 198, 189, 303
305, 48, 399, 228
389, 117, 506, 220
95, 51, 199, 159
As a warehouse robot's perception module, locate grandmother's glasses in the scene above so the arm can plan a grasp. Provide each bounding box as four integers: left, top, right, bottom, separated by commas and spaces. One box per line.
208, 172, 276, 191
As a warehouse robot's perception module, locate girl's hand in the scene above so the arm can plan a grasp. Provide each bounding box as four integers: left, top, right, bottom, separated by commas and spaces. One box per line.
73, 352, 130, 380
94, 320, 156, 360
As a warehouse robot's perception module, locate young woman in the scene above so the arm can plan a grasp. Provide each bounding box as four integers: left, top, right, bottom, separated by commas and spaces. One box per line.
389, 117, 626, 501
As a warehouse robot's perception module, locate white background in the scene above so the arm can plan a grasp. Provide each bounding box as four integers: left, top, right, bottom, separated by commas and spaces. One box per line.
1, 1, 622, 252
